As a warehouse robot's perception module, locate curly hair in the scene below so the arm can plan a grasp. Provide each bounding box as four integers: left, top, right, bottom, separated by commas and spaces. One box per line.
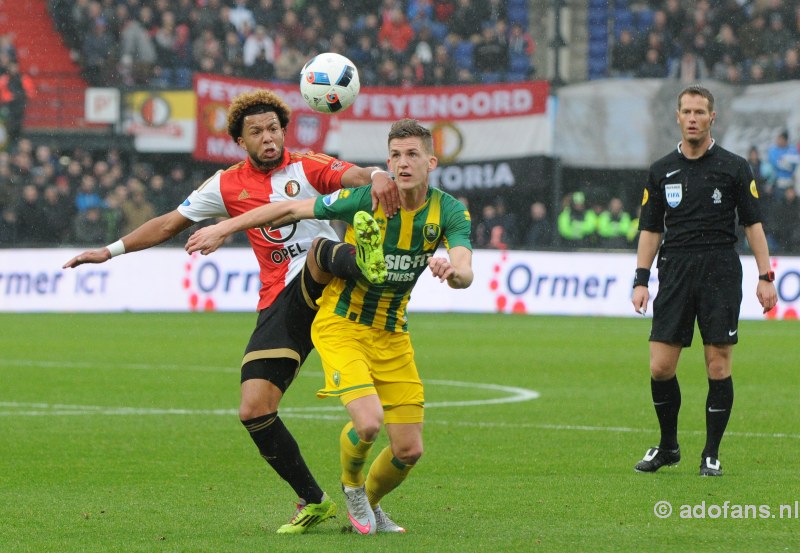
226, 89, 292, 141
387, 118, 434, 153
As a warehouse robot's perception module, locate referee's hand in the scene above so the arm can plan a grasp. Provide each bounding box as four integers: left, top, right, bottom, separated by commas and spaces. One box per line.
757, 281, 778, 314
632, 286, 649, 316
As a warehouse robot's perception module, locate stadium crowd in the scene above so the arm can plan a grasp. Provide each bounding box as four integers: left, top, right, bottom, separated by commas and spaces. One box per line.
2, 1, 800, 253
49, 0, 536, 89
609, 0, 800, 84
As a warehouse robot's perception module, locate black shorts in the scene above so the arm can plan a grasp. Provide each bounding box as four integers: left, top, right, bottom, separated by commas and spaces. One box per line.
240, 265, 326, 390
650, 248, 742, 347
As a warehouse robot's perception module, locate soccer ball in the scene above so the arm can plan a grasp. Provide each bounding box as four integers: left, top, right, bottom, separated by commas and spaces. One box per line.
299, 52, 360, 114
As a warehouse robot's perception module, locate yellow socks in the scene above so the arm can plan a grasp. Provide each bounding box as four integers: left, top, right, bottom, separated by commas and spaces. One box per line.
365, 446, 413, 507
340, 422, 374, 488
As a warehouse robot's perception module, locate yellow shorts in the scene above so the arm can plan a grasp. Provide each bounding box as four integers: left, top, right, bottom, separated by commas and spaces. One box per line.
312, 307, 424, 424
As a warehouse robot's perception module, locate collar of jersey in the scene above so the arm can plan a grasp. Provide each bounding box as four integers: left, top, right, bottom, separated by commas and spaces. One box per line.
676, 139, 715, 160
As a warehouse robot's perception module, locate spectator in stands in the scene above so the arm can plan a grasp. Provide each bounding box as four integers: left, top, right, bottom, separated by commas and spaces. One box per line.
597, 197, 632, 249
0, 61, 35, 147
41, 185, 74, 242
557, 191, 596, 248
347, 33, 381, 84
741, 14, 768, 61
662, 0, 687, 43
475, 203, 507, 249
767, 130, 800, 195
473, 23, 509, 82
523, 201, 553, 250
15, 184, 48, 244
431, 44, 457, 85
243, 25, 276, 74
611, 29, 642, 78
252, 0, 283, 29
748, 145, 775, 192
119, 9, 158, 86
228, 0, 257, 36
120, 177, 156, 235
637, 47, 667, 78
378, 7, 416, 56
777, 48, 800, 81
411, 24, 436, 66
668, 49, 709, 83
75, 174, 104, 213
508, 21, 535, 59
450, 0, 483, 40
273, 39, 306, 82
0, 207, 16, 245
763, 13, 795, 65
771, 186, 800, 253
278, 9, 304, 47
72, 205, 107, 244
192, 28, 223, 72
81, 18, 114, 85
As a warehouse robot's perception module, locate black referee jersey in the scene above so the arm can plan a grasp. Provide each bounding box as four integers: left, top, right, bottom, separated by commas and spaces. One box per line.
638, 141, 763, 252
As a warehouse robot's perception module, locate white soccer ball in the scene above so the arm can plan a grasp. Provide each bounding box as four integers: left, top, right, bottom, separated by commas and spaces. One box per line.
299, 52, 360, 114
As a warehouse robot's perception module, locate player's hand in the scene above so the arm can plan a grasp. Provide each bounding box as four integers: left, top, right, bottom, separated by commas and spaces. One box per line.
185, 226, 227, 255
62, 248, 111, 269
370, 171, 399, 217
757, 281, 778, 314
428, 256, 455, 283
632, 286, 649, 316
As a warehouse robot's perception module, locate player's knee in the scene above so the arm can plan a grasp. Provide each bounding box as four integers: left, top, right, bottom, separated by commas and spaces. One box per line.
393, 444, 423, 465
706, 362, 731, 380
650, 366, 676, 380
239, 392, 281, 421
353, 420, 382, 442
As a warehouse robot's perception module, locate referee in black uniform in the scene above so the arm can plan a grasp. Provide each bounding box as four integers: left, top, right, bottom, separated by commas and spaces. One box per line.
631, 85, 777, 477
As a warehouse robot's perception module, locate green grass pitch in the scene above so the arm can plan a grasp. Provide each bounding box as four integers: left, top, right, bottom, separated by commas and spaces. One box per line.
2, 312, 799, 552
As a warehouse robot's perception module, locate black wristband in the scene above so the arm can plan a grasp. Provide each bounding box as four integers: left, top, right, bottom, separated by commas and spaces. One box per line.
633, 268, 651, 288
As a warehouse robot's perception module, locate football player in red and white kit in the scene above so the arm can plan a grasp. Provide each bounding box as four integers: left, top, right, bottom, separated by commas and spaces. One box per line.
63, 89, 399, 534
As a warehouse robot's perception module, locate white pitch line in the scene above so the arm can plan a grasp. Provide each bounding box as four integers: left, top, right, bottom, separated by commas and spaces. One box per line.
0, 402, 796, 439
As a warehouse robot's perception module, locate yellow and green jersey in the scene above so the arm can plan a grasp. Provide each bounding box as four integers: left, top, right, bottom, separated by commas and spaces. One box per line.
313, 185, 472, 332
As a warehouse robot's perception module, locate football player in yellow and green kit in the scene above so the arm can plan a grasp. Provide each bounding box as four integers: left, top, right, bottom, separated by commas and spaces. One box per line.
186, 118, 474, 535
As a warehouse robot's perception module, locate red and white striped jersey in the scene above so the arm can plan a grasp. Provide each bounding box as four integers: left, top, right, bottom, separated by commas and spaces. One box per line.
178, 149, 354, 310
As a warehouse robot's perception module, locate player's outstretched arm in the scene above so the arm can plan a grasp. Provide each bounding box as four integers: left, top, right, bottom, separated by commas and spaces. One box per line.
185, 198, 317, 255
63, 210, 194, 269
428, 246, 473, 289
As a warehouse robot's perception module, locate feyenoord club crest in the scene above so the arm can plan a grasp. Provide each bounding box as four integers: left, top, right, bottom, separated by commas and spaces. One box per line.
284, 180, 300, 197
665, 183, 682, 208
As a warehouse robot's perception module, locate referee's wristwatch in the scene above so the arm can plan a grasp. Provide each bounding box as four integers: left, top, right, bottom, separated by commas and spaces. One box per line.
759, 271, 775, 282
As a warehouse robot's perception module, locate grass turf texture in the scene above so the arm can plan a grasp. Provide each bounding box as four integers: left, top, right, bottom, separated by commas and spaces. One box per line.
1, 312, 799, 552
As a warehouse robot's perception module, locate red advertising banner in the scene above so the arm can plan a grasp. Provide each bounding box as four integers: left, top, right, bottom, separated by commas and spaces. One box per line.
194, 75, 551, 164
348, 81, 549, 121
193, 73, 332, 164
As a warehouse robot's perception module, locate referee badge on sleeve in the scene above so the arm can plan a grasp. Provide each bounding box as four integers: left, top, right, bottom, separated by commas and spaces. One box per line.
750, 179, 759, 198
665, 183, 682, 208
